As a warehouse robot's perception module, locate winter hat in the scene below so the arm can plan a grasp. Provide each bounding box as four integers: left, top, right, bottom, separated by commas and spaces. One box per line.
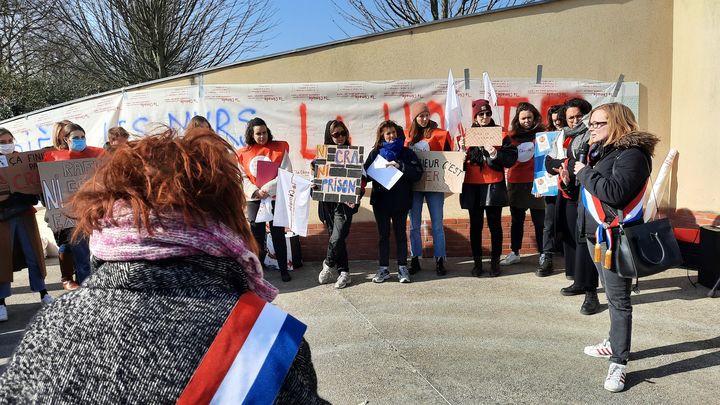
410, 102, 429, 119
472, 99, 492, 118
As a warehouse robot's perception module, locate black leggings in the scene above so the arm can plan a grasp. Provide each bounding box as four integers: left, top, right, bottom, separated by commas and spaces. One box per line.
373, 204, 409, 267
510, 207, 544, 254
468, 206, 503, 259
247, 200, 287, 272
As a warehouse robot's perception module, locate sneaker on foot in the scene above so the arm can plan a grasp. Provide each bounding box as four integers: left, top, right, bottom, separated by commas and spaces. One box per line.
398, 265, 411, 283
372, 267, 390, 283
500, 251, 520, 266
318, 260, 334, 284
334, 271, 351, 289
584, 339, 613, 358
604, 362, 627, 392
41, 294, 55, 305
0, 305, 7, 322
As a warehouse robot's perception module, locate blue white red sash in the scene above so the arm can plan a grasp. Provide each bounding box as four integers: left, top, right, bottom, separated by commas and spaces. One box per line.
581, 182, 646, 259
177, 292, 307, 405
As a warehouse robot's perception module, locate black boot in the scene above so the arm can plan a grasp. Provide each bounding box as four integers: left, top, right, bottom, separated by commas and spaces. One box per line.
435, 257, 447, 276
280, 269, 292, 282
560, 283, 585, 296
580, 291, 600, 315
471, 257, 484, 277
409, 256, 421, 275
486, 257, 501, 277
535, 253, 553, 277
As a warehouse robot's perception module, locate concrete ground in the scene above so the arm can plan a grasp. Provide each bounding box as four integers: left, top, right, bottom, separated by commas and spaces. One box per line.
1, 256, 719, 404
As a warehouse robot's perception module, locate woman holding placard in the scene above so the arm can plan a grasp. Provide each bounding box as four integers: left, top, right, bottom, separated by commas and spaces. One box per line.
44, 122, 104, 288
316, 120, 364, 289
460, 99, 517, 277
0, 129, 53, 322
501, 102, 546, 268
364, 121, 423, 284
237, 117, 292, 282
405, 102, 452, 276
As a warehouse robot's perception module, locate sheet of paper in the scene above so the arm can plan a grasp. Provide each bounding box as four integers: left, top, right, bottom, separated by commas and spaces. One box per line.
367, 154, 403, 190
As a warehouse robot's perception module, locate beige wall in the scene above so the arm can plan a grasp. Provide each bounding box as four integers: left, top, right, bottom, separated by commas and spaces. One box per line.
670, 0, 720, 213
142, 0, 677, 222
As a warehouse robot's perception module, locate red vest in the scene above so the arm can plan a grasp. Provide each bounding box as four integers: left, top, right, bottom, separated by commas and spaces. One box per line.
506, 136, 535, 183
43, 147, 104, 162
237, 141, 289, 186
405, 129, 451, 151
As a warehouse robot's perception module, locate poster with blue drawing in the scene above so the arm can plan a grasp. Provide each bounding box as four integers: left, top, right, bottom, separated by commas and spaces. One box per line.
532, 131, 563, 196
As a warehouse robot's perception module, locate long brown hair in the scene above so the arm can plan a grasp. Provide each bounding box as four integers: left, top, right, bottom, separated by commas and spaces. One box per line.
69, 127, 259, 254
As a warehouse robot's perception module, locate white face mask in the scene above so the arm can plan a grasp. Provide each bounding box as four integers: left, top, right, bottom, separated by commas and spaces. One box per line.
0, 143, 15, 155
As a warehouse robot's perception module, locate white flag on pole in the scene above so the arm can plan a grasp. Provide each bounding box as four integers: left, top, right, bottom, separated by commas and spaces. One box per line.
444, 69, 464, 150
482, 71, 501, 127
274, 168, 312, 236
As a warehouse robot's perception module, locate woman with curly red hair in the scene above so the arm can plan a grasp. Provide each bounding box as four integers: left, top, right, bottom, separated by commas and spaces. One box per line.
0, 128, 328, 404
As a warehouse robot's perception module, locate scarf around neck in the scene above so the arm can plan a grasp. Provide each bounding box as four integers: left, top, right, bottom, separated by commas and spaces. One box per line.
89, 203, 278, 302
379, 138, 404, 162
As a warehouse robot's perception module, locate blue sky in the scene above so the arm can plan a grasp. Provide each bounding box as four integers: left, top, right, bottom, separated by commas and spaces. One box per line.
243, 0, 366, 59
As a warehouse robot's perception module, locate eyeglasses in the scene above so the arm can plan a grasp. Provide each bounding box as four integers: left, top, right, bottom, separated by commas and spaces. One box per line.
588, 121, 608, 129
477, 112, 492, 117
330, 130, 348, 138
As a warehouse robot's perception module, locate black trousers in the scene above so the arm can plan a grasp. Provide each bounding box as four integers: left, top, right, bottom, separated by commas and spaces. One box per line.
510, 207, 544, 254
247, 200, 287, 272
373, 204, 409, 267
323, 204, 354, 272
575, 238, 599, 291
542, 196, 558, 254
468, 206, 503, 259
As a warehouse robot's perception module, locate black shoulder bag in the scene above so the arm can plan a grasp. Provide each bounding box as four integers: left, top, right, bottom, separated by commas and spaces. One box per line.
611, 157, 682, 279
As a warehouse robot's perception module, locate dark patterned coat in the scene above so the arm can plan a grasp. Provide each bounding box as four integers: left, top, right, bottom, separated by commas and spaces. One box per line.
0, 255, 329, 404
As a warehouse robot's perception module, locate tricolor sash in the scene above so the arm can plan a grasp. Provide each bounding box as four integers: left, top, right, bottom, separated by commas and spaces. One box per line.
177, 292, 307, 405
581, 182, 646, 269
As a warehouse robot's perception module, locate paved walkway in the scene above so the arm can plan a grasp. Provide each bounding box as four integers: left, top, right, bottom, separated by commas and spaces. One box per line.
2, 256, 719, 404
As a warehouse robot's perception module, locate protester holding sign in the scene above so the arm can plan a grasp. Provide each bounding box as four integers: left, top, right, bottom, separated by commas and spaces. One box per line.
43, 122, 103, 288
364, 121, 423, 284
237, 117, 293, 282
573, 103, 658, 393
405, 102, 452, 276
544, 98, 601, 315
502, 102, 546, 267
460, 100, 517, 277
0, 128, 328, 404
0, 129, 53, 322
315, 120, 365, 289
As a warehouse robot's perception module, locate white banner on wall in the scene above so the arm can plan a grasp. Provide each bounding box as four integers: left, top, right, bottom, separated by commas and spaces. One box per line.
0, 78, 639, 176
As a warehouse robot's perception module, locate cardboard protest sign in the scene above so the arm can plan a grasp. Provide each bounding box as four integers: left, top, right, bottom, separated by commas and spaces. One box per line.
312, 144, 364, 204
463, 126, 503, 148
0, 149, 47, 197
414, 151, 465, 193
38, 158, 98, 232
532, 131, 562, 196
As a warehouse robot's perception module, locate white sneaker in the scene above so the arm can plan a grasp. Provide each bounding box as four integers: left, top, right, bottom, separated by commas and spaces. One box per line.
500, 252, 521, 266
604, 363, 627, 392
334, 271, 351, 289
398, 265, 411, 283
584, 339, 613, 358
0, 305, 7, 322
41, 294, 55, 305
318, 260, 334, 284
372, 267, 390, 283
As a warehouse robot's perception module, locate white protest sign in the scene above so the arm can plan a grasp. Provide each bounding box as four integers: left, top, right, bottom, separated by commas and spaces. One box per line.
367, 154, 403, 190
274, 168, 312, 236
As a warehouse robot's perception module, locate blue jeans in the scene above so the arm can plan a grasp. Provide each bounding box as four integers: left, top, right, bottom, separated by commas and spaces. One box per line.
0, 214, 46, 299
409, 191, 446, 258
66, 238, 91, 284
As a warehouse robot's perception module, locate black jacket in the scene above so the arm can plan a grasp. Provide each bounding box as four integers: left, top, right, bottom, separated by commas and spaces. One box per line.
363, 147, 423, 212
576, 131, 659, 239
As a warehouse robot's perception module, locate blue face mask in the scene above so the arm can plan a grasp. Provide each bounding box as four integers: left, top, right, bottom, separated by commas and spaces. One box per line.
70, 138, 87, 151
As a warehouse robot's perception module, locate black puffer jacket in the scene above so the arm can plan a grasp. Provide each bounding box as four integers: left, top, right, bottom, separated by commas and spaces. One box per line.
576, 131, 659, 239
